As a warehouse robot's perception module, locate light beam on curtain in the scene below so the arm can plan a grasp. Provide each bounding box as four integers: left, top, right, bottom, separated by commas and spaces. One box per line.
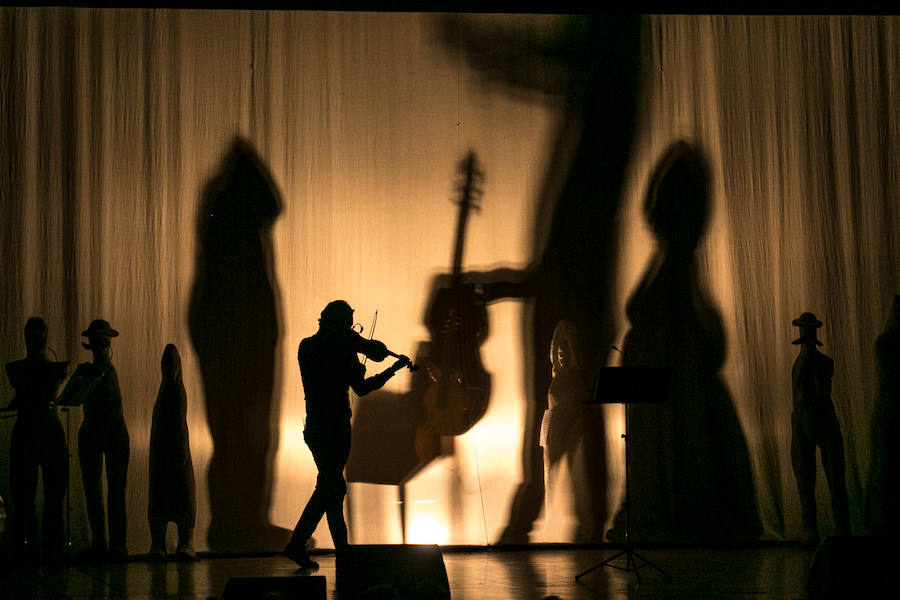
1, 9, 897, 553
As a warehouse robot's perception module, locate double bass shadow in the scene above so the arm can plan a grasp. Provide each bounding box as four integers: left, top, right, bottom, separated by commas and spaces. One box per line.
345, 153, 491, 541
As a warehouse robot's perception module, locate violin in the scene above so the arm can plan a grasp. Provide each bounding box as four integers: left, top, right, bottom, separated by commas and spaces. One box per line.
347, 330, 419, 371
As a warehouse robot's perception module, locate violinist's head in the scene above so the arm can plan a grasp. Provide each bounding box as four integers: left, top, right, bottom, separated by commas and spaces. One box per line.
319, 300, 354, 331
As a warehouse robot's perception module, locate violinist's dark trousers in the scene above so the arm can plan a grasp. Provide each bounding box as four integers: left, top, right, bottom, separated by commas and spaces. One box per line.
290, 422, 351, 548
9, 417, 68, 556
78, 424, 130, 552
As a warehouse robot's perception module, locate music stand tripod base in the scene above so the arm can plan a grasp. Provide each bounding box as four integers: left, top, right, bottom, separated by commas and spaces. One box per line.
575, 544, 671, 583
576, 366, 672, 583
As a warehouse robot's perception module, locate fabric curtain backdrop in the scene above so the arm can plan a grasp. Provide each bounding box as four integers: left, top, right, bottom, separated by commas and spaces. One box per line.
1, 9, 897, 552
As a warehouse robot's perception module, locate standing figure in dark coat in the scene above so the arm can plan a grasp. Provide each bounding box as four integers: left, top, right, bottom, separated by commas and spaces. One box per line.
791, 312, 851, 546
4, 317, 69, 563
58, 319, 130, 562
148, 344, 196, 560
611, 142, 761, 543
283, 300, 410, 569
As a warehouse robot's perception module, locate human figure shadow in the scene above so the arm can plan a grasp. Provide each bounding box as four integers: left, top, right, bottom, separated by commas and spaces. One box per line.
438, 14, 642, 543
865, 294, 900, 535
609, 141, 761, 543
188, 137, 290, 552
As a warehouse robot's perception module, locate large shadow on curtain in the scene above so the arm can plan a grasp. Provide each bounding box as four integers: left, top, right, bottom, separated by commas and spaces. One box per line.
866, 294, 900, 535
188, 137, 290, 553
610, 141, 761, 542
439, 15, 642, 543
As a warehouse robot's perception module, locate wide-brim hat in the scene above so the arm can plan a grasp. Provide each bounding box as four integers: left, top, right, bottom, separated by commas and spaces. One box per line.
81, 319, 119, 349
792, 312, 823, 345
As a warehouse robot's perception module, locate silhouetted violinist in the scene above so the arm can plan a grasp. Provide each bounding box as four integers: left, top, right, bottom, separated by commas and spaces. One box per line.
283, 300, 412, 569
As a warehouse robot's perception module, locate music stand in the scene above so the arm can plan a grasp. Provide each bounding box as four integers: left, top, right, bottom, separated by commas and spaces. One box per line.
575, 366, 672, 583
55, 363, 95, 556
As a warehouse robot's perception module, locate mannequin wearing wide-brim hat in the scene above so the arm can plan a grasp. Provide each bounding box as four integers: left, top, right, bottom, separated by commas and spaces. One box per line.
59, 319, 130, 562
790, 312, 851, 546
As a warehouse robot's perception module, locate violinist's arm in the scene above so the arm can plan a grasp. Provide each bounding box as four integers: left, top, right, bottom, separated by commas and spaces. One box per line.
350, 356, 410, 397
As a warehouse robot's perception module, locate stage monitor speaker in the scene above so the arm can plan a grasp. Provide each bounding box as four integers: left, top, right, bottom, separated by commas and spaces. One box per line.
336, 544, 450, 600
223, 575, 326, 599
806, 535, 889, 599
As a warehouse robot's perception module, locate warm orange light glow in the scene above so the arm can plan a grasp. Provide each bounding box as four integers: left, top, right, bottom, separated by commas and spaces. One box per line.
408, 502, 450, 545
5, 9, 892, 553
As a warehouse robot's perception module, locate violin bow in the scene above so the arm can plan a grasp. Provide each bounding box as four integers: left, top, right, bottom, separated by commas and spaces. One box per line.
361, 310, 378, 367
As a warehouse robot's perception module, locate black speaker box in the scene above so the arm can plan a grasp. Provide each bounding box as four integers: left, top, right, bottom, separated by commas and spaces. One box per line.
336, 544, 450, 600
806, 535, 890, 599
223, 575, 326, 599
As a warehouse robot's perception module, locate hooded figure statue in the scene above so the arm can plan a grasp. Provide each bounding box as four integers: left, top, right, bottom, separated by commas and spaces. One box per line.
148, 344, 196, 560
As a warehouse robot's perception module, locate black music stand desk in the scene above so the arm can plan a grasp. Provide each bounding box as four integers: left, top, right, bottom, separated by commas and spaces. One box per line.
576, 366, 672, 583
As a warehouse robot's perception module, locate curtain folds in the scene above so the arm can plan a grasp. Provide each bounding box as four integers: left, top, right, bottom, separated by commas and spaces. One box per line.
1, 10, 896, 551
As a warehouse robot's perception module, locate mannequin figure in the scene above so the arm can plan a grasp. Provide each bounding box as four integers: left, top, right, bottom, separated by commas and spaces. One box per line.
790, 312, 851, 545
58, 319, 130, 562
148, 344, 196, 560
4, 317, 68, 562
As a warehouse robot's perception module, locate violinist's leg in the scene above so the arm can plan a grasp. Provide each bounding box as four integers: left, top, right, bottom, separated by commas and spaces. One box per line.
286, 428, 328, 566
292, 474, 328, 543
323, 424, 351, 549
323, 475, 348, 549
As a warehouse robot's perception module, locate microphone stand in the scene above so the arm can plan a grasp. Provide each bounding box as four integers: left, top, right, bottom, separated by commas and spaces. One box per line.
60, 404, 73, 558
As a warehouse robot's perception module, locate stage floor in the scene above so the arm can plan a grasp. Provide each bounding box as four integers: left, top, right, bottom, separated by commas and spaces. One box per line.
0, 544, 815, 599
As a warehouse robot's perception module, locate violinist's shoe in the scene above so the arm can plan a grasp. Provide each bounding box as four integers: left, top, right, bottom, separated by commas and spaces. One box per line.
283, 540, 319, 570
